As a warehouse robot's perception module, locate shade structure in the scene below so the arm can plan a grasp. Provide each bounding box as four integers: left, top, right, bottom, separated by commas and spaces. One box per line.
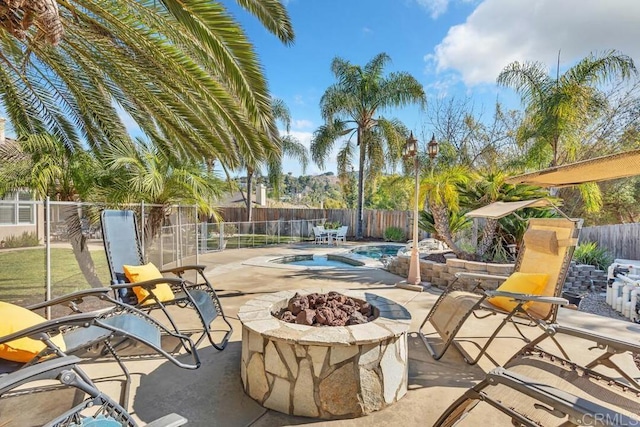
465, 199, 552, 220
506, 149, 640, 188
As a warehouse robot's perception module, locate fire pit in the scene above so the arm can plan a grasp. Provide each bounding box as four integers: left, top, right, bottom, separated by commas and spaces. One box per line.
238, 288, 411, 419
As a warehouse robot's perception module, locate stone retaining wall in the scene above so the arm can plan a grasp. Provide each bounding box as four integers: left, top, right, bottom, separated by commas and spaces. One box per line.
387, 256, 607, 293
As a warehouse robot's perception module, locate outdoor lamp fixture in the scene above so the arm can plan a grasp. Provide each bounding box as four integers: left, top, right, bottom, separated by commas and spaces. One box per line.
404, 131, 430, 288
428, 134, 438, 160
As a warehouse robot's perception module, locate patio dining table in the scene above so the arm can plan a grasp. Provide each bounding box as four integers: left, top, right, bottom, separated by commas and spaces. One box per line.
324, 229, 339, 245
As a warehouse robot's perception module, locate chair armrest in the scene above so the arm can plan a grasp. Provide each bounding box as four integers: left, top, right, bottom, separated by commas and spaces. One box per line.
145, 413, 188, 427
0, 312, 101, 344
26, 288, 113, 311
485, 290, 569, 305
455, 272, 509, 281
0, 356, 82, 393
160, 265, 206, 275
111, 277, 185, 291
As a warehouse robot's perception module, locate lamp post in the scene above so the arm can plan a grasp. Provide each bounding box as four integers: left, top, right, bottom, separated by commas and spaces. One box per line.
403, 132, 438, 287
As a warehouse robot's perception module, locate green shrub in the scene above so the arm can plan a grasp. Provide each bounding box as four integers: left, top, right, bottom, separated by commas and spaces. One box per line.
573, 241, 613, 270
384, 226, 405, 242
2, 231, 40, 248
324, 221, 341, 230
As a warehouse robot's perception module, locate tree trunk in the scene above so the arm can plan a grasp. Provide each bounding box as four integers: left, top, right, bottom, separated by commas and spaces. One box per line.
432, 204, 475, 260
476, 218, 498, 259
355, 129, 365, 240
143, 206, 165, 253
61, 205, 103, 288
245, 169, 254, 222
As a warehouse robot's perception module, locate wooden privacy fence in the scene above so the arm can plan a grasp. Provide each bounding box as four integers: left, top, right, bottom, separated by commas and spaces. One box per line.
217, 207, 413, 239
580, 222, 640, 261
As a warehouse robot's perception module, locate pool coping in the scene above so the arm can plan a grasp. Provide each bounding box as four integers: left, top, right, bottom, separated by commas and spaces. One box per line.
241, 243, 406, 271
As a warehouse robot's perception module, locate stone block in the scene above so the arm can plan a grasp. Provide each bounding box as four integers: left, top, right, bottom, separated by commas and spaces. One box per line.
433, 278, 448, 288
446, 258, 467, 269
464, 261, 488, 272
486, 263, 514, 275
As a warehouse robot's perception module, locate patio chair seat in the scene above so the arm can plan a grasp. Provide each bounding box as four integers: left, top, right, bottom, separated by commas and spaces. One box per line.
0, 356, 187, 427
434, 347, 640, 426
419, 217, 582, 365
100, 209, 233, 351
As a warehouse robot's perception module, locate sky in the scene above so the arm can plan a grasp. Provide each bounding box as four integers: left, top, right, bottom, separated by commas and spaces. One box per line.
225, 0, 640, 176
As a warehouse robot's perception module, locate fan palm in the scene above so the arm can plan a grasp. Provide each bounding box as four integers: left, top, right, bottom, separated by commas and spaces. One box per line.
0, 0, 294, 168
100, 139, 226, 247
311, 53, 426, 239
0, 133, 104, 287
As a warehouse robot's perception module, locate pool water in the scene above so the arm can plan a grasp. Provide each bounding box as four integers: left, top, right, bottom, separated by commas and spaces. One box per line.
273, 255, 359, 267
350, 245, 401, 260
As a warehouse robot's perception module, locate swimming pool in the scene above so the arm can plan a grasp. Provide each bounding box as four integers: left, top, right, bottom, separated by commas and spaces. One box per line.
270, 254, 364, 268
349, 244, 402, 260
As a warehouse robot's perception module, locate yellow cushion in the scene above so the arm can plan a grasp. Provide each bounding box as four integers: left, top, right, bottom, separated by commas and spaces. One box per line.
0, 302, 66, 363
487, 272, 550, 312
123, 263, 175, 305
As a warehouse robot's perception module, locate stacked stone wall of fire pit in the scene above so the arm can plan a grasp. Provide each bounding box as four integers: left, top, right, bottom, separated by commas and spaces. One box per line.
238, 289, 411, 419
562, 262, 607, 293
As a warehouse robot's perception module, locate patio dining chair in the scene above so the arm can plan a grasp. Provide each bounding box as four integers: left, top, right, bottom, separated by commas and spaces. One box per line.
433, 345, 640, 426
0, 288, 200, 405
418, 217, 581, 365
100, 209, 233, 351
0, 355, 187, 427
334, 226, 348, 244
312, 225, 328, 244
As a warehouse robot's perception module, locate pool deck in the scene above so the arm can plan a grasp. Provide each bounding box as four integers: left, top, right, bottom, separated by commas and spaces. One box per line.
75, 242, 640, 426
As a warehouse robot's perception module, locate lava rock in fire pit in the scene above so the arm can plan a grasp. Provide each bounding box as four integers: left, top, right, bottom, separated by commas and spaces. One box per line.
274, 292, 376, 326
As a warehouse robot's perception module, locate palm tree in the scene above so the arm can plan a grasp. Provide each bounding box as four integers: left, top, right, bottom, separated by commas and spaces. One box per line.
100, 140, 226, 247
419, 164, 472, 258
497, 50, 636, 167
1, 0, 294, 170
235, 98, 309, 221
311, 53, 426, 239
0, 133, 104, 287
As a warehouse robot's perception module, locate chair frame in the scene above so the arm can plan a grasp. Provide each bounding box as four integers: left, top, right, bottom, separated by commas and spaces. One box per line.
100, 209, 233, 351
418, 217, 581, 365
1, 288, 200, 405
0, 356, 187, 427
434, 346, 640, 426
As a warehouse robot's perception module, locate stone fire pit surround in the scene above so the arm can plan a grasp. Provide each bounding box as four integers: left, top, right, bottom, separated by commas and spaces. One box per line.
238, 288, 411, 419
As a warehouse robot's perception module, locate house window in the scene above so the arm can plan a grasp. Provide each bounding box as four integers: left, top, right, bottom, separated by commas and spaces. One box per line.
0, 191, 35, 225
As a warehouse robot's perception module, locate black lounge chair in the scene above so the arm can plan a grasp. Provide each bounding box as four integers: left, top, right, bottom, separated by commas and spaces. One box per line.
100, 209, 233, 350
0, 289, 200, 405
0, 355, 187, 427
434, 346, 640, 426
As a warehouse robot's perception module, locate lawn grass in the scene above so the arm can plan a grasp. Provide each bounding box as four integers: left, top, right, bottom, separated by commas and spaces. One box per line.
0, 247, 110, 305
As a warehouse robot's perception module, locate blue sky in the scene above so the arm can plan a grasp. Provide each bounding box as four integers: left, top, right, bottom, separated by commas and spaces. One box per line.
3, 0, 640, 178
227, 0, 640, 176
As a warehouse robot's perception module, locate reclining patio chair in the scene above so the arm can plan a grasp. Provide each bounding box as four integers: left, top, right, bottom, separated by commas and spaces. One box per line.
0, 289, 200, 404
0, 355, 187, 427
418, 217, 581, 365
100, 209, 233, 350
433, 346, 640, 426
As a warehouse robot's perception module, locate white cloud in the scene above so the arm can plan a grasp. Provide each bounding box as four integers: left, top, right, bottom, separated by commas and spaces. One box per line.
416, 0, 451, 19
363, 27, 373, 35
432, 0, 640, 86
292, 119, 313, 130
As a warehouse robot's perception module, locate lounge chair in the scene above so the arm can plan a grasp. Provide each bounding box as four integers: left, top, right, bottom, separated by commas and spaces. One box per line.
433, 346, 640, 426
100, 209, 233, 350
0, 289, 200, 404
418, 217, 581, 364
0, 355, 187, 427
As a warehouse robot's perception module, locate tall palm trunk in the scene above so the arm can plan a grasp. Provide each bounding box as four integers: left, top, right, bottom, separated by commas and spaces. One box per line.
355, 129, 365, 239
431, 203, 474, 260
476, 218, 498, 259
244, 168, 254, 222
143, 206, 165, 253
61, 205, 103, 288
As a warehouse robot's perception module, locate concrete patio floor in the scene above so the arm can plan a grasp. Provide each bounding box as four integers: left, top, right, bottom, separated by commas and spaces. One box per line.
80, 242, 640, 427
